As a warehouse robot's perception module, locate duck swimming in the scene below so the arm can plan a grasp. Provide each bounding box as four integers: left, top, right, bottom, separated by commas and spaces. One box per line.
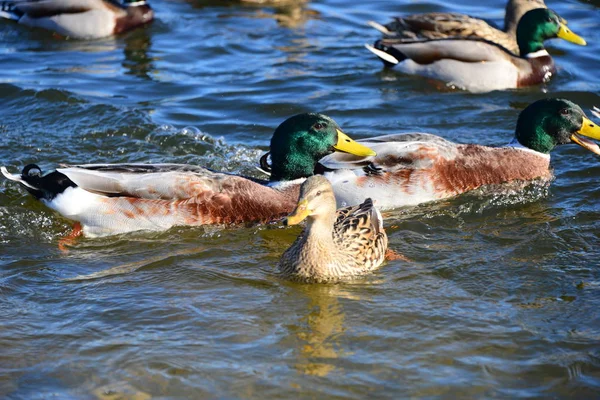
365, 9, 586, 92
0, 0, 154, 39
278, 175, 388, 283
1, 113, 375, 237
369, 0, 547, 55
315, 98, 600, 209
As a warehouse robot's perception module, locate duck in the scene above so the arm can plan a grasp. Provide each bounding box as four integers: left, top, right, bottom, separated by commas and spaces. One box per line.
368, 0, 546, 55
1, 113, 375, 237
0, 0, 154, 39
314, 98, 600, 210
365, 8, 586, 92
278, 175, 387, 283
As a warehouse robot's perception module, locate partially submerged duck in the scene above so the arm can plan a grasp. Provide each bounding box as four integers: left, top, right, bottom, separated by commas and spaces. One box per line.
0, 0, 154, 39
278, 175, 387, 283
1, 113, 375, 237
366, 9, 586, 92
369, 0, 546, 55
316, 98, 600, 209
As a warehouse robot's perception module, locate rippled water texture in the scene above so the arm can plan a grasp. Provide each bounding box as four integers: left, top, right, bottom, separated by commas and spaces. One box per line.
1, 0, 600, 398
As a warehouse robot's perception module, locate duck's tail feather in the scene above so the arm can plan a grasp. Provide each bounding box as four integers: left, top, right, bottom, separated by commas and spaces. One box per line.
1, 164, 76, 200
0, 1, 23, 21
365, 40, 405, 67
362, 198, 384, 235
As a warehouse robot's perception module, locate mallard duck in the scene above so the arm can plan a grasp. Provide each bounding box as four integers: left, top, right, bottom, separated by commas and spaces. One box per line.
315, 98, 600, 210
1, 113, 375, 237
0, 0, 154, 39
365, 9, 586, 92
369, 0, 546, 55
278, 175, 387, 283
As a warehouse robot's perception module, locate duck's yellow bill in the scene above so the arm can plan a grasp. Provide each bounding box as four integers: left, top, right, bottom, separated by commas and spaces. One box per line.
557, 24, 586, 46
571, 117, 600, 155
334, 129, 376, 157
285, 199, 310, 225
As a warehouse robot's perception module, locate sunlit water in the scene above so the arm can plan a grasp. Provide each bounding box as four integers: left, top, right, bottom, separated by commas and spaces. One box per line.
1, 0, 600, 398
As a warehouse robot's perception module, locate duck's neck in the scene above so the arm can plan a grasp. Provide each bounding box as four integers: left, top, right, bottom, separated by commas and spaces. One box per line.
270, 145, 321, 182
297, 213, 339, 269
515, 123, 555, 154
304, 214, 337, 249
518, 39, 546, 57
270, 160, 313, 182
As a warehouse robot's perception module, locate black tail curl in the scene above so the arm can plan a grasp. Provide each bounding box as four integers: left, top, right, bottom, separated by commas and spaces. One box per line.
0, 1, 23, 21
20, 164, 77, 200
373, 39, 407, 68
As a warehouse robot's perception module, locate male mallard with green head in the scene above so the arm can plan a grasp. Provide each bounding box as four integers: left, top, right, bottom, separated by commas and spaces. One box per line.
317, 98, 600, 209
366, 9, 586, 92
278, 175, 388, 283
1, 114, 375, 237
0, 0, 154, 39
369, 0, 546, 55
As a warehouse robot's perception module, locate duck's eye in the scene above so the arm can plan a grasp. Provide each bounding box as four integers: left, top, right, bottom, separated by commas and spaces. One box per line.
313, 122, 326, 130
316, 191, 322, 196
559, 108, 570, 116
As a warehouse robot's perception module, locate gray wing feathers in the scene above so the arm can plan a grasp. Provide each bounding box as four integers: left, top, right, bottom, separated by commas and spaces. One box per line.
57, 164, 218, 199
386, 39, 512, 63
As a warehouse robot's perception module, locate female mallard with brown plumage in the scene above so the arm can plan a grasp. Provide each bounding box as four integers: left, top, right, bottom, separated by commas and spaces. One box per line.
365, 9, 586, 92
0, 0, 154, 39
369, 0, 546, 55
278, 175, 387, 283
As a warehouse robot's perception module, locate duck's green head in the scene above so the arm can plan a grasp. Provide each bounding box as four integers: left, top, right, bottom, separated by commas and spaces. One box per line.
269, 113, 376, 182
517, 9, 586, 55
515, 98, 600, 155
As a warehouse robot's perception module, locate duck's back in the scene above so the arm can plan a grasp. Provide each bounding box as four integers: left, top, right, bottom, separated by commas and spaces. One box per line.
333, 198, 388, 273
379, 13, 518, 55
321, 133, 553, 209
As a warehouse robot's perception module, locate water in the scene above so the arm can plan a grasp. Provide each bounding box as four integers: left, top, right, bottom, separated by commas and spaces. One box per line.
1, 0, 600, 397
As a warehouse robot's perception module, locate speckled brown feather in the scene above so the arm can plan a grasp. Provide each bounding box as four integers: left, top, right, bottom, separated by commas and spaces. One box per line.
332, 198, 388, 272
385, 13, 520, 54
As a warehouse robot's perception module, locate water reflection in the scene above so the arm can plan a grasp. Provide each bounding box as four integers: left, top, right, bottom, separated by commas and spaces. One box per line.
192, 0, 318, 28
248, 3, 318, 28
290, 284, 350, 377
122, 30, 156, 80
